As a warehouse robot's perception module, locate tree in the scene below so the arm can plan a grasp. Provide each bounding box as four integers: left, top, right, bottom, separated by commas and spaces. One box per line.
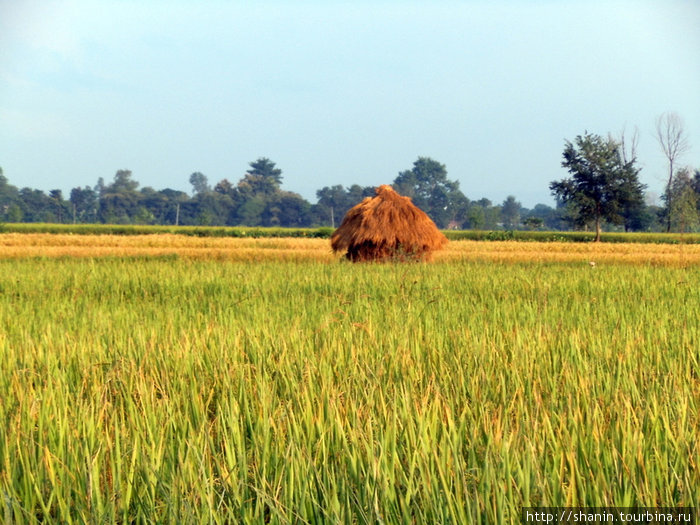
49, 189, 71, 223
393, 157, 465, 228
443, 191, 469, 229
615, 126, 648, 232
525, 203, 563, 230
316, 185, 348, 227
0, 169, 22, 222
621, 199, 654, 232
70, 186, 98, 223
690, 169, 700, 219
314, 184, 375, 227
656, 112, 690, 232
621, 187, 649, 232
484, 204, 502, 230
189, 172, 210, 196
157, 188, 190, 225
550, 132, 645, 241
264, 191, 311, 227
500, 196, 521, 229
236, 197, 266, 226
247, 158, 282, 185
192, 191, 234, 226
667, 168, 699, 232
18, 188, 53, 222
107, 169, 139, 193
523, 216, 544, 230
346, 184, 375, 205
99, 170, 141, 223
214, 179, 236, 197
466, 205, 485, 230
237, 158, 283, 198
94, 177, 106, 197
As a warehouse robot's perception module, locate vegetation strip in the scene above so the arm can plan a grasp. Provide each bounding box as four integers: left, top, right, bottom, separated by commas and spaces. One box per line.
3, 223, 700, 244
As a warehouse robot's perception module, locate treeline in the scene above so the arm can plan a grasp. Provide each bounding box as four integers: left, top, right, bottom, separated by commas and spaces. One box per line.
1, 154, 698, 232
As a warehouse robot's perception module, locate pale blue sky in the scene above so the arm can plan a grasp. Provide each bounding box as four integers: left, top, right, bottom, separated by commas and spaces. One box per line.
1, 0, 698, 207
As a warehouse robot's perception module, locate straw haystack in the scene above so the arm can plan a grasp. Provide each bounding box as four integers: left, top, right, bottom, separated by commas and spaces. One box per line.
331, 185, 448, 262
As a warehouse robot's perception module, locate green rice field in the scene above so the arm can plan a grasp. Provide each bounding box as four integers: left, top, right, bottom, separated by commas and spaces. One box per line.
0, 256, 698, 523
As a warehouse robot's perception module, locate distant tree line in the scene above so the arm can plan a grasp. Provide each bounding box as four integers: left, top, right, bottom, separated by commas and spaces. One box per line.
0, 158, 560, 230
1, 122, 698, 233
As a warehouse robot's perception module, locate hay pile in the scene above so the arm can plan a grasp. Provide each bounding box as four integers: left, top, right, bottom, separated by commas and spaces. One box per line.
330, 185, 448, 262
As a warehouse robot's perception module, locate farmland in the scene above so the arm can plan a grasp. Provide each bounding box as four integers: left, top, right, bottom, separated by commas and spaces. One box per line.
0, 234, 698, 523
3, 232, 700, 265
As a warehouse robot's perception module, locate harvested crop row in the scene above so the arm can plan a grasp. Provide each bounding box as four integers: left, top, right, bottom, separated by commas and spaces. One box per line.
2, 234, 700, 265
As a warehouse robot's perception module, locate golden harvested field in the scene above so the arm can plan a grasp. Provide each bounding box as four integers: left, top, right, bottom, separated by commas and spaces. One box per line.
2, 232, 700, 265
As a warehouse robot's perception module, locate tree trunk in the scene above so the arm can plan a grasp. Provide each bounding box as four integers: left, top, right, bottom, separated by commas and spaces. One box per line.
595, 204, 601, 242
666, 160, 674, 232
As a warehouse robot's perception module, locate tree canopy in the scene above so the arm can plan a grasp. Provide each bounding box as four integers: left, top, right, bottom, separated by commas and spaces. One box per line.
392, 157, 465, 228
550, 132, 646, 241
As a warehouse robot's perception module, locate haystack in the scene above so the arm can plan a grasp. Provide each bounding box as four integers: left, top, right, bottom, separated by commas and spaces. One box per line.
330, 185, 448, 262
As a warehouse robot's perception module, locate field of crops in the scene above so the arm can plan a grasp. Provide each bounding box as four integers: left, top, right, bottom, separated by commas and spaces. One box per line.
0, 234, 698, 523
3, 233, 700, 265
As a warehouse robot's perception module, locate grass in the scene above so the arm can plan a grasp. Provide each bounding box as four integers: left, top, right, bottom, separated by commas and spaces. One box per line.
0, 223, 335, 239
0, 249, 698, 523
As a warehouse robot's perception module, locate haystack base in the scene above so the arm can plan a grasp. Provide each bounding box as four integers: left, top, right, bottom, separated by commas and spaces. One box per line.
346, 241, 432, 263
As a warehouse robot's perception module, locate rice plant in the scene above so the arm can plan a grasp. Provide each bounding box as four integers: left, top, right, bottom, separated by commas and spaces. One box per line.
0, 256, 697, 523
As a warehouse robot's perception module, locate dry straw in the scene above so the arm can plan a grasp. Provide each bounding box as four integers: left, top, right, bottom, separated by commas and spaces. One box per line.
330, 185, 448, 262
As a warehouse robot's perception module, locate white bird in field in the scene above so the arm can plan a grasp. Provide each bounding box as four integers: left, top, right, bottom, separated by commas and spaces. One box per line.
589, 261, 596, 267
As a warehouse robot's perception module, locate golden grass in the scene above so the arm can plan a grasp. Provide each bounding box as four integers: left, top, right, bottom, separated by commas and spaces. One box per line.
436, 240, 700, 266
0, 234, 337, 262
2, 233, 700, 265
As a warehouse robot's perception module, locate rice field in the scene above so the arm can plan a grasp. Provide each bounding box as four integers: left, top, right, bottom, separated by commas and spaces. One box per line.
3, 232, 700, 265
0, 234, 698, 523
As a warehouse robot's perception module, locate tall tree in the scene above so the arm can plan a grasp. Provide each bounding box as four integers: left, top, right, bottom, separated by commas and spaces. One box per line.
70, 186, 98, 223
237, 158, 283, 198
0, 169, 22, 221
107, 170, 139, 193
18, 188, 53, 222
550, 132, 645, 241
214, 179, 236, 197
48, 189, 71, 223
692, 169, 700, 198
315, 185, 348, 227
393, 157, 464, 228
655, 112, 690, 231
99, 170, 141, 223
667, 168, 699, 233
500, 196, 521, 229
247, 158, 283, 185
189, 172, 211, 195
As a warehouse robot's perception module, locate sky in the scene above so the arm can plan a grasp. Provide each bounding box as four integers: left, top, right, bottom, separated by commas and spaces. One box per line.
1, 0, 699, 208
